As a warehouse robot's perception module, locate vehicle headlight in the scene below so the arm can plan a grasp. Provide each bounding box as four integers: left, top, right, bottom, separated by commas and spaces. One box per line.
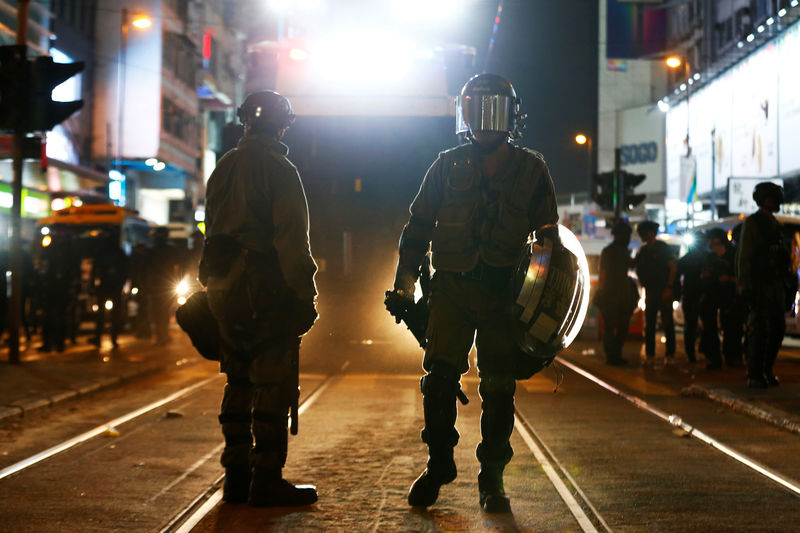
175, 277, 190, 297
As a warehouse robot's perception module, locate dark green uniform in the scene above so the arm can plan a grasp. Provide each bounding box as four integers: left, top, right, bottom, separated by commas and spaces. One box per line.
598, 241, 634, 362
205, 133, 317, 472
396, 143, 557, 498
737, 210, 792, 385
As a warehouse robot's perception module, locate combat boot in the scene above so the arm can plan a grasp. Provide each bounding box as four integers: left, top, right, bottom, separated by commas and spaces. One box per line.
407, 450, 457, 507
478, 466, 511, 513
248, 467, 317, 507
222, 465, 251, 504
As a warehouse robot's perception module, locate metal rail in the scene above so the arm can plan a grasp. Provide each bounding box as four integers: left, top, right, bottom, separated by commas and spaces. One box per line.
0, 374, 223, 481
556, 356, 800, 498
161, 361, 350, 533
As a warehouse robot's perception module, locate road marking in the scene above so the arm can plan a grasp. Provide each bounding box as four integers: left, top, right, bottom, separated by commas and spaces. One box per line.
556, 356, 800, 498
515, 412, 605, 533
0, 374, 223, 481
167, 361, 349, 533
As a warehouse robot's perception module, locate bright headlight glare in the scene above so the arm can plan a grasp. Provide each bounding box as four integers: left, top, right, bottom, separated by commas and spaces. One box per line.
176, 278, 190, 296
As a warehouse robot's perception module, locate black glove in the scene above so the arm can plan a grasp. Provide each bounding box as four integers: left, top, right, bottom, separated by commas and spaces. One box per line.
292, 299, 318, 336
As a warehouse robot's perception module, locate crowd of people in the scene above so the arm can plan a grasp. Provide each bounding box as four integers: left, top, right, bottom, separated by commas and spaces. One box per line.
0, 227, 199, 353
596, 182, 796, 389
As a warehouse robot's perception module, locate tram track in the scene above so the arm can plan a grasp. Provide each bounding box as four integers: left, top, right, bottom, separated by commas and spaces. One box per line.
160, 360, 349, 533
554, 355, 800, 498
0, 373, 224, 481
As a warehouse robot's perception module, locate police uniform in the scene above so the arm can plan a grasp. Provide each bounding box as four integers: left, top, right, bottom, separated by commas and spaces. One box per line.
737, 209, 791, 387
204, 99, 317, 506
676, 243, 706, 363
598, 237, 634, 364
396, 141, 557, 510
635, 236, 676, 358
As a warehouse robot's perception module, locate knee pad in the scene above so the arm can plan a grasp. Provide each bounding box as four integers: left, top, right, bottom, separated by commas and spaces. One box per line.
421, 361, 461, 396
478, 376, 516, 398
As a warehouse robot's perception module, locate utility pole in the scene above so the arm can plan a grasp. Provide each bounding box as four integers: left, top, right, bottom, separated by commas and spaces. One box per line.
614, 147, 622, 222
8, 0, 30, 364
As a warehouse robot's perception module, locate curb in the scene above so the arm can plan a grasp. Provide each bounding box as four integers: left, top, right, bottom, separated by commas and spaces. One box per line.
0, 361, 182, 424
683, 384, 800, 436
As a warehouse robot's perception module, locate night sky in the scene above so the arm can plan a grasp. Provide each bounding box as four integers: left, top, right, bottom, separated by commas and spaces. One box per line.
477, 0, 599, 195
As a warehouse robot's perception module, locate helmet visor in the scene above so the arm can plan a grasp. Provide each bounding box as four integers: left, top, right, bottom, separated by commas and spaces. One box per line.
455, 94, 516, 134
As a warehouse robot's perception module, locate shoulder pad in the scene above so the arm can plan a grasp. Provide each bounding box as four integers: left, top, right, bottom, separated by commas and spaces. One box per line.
438, 144, 477, 170
267, 151, 296, 171
518, 147, 546, 164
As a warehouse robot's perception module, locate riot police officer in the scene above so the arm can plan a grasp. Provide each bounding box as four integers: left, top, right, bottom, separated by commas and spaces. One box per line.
701, 228, 742, 368
204, 90, 318, 506
392, 74, 558, 513
675, 231, 707, 364
737, 182, 794, 388
597, 221, 635, 366
635, 221, 676, 362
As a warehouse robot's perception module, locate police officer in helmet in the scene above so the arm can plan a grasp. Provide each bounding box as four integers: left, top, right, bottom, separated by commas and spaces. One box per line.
204, 90, 319, 506
737, 182, 794, 388
392, 73, 558, 513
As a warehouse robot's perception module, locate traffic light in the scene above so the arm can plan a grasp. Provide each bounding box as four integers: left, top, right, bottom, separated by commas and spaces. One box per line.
620, 171, 646, 210
28, 55, 84, 131
592, 170, 616, 211
0, 45, 30, 131
0, 46, 83, 133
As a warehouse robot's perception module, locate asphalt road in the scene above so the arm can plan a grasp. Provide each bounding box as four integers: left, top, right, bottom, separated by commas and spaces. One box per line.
1, 334, 799, 532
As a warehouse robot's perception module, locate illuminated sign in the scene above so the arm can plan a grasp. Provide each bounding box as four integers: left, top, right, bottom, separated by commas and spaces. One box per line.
728, 177, 784, 214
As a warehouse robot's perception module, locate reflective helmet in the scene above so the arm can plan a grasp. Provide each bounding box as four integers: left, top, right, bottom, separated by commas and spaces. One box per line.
236, 90, 295, 132
510, 225, 590, 361
455, 73, 524, 140
752, 181, 784, 208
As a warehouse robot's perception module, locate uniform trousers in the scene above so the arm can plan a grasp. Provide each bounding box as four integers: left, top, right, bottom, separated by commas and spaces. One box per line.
423, 271, 520, 469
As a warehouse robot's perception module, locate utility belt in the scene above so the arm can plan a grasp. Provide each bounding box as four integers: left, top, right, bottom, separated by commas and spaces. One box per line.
452, 260, 514, 286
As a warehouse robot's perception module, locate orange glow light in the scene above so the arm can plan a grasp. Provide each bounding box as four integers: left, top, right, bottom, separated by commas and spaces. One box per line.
575, 134, 588, 145
131, 16, 152, 29
666, 56, 682, 69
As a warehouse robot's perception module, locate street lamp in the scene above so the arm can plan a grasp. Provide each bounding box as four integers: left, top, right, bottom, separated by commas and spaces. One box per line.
117, 9, 151, 171
665, 55, 691, 156
574, 133, 593, 202
116, 9, 151, 207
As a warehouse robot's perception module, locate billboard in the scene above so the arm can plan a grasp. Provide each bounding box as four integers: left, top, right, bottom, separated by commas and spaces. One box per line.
665, 21, 800, 201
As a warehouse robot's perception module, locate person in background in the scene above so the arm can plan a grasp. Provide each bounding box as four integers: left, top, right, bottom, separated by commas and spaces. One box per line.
635, 221, 676, 363
597, 221, 635, 366
144, 227, 183, 345
675, 231, 707, 364
90, 238, 129, 349
700, 228, 742, 369
737, 182, 795, 388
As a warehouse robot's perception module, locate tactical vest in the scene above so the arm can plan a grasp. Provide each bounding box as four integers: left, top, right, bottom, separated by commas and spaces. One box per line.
430, 145, 543, 271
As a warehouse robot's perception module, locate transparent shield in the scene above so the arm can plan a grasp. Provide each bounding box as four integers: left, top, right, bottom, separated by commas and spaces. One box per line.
455, 94, 514, 134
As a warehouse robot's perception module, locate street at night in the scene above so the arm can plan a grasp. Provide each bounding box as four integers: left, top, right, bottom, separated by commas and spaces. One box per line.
3, 0, 800, 531
1, 326, 800, 531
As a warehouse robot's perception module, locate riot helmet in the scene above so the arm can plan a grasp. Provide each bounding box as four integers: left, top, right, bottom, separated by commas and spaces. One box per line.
456, 73, 524, 141
752, 182, 783, 210
236, 90, 295, 135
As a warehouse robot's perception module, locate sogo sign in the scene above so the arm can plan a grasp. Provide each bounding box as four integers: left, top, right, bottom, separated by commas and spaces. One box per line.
619, 141, 658, 166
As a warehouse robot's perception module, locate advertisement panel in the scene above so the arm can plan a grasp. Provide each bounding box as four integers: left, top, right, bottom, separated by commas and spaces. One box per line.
665, 100, 686, 199
666, 21, 800, 205
730, 43, 779, 179
779, 21, 800, 176
616, 105, 665, 194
